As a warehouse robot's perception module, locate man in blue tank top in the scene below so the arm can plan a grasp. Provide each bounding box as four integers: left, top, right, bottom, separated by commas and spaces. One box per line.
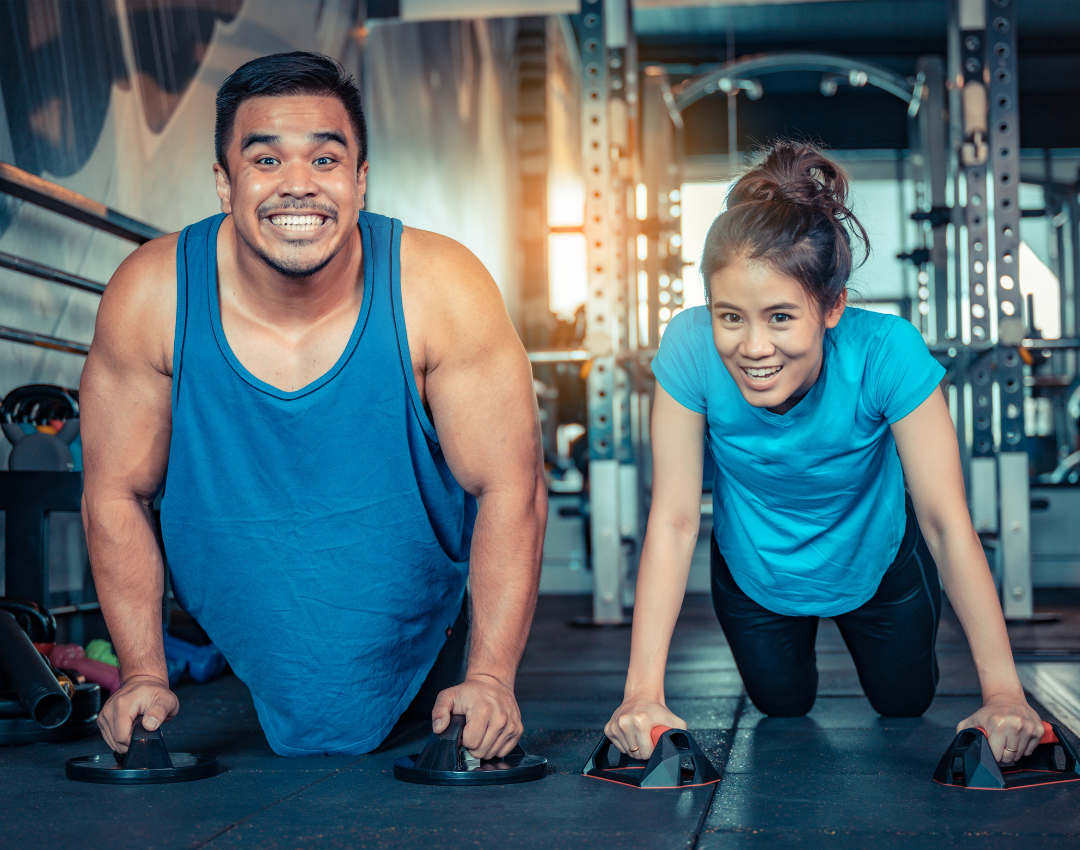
80, 53, 546, 757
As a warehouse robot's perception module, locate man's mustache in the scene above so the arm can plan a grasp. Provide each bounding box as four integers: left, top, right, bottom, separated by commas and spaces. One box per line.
257, 201, 337, 218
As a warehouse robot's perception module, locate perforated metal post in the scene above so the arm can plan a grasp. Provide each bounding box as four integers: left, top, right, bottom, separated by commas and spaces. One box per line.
951, 0, 1031, 617
573, 0, 632, 624
611, 0, 639, 609
958, 0, 993, 456
986, 0, 1031, 619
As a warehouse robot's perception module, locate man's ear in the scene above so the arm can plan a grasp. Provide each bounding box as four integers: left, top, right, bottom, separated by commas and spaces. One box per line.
356, 160, 370, 211
214, 163, 232, 214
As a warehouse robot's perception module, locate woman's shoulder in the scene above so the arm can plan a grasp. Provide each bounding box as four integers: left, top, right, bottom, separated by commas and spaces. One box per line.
832, 305, 916, 351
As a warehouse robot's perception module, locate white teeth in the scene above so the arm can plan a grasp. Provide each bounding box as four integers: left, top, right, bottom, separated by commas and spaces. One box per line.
745, 366, 782, 378
269, 214, 324, 230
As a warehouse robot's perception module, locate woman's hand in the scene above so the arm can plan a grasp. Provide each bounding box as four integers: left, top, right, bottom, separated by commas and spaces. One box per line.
957, 693, 1044, 764
605, 697, 687, 761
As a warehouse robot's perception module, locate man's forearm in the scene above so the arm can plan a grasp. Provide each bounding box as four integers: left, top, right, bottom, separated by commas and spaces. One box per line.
462, 481, 546, 687
83, 494, 169, 683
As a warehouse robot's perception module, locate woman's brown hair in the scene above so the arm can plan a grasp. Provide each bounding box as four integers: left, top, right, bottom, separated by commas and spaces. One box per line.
700, 141, 870, 317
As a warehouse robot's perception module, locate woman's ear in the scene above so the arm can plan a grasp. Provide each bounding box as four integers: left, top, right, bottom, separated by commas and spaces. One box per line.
824, 289, 848, 329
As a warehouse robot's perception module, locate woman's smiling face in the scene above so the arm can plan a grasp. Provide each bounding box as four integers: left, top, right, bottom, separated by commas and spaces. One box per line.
709, 257, 846, 415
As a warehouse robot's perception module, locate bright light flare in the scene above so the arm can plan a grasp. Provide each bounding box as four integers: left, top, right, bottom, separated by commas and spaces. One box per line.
548, 232, 588, 317
638, 270, 649, 346
548, 175, 585, 229
636, 183, 648, 221
1019, 240, 1061, 339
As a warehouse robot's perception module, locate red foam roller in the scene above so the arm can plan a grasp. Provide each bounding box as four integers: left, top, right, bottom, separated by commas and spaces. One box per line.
49, 645, 121, 695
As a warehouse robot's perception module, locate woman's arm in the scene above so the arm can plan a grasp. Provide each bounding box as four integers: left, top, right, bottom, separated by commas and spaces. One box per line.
891, 387, 1043, 763
604, 385, 707, 759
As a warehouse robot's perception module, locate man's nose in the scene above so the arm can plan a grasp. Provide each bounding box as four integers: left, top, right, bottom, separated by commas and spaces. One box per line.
278, 161, 318, 197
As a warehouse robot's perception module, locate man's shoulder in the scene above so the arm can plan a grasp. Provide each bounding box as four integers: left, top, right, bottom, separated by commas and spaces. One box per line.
400, 225, 483, 276
94, 231, 181, 370
397, 225, 517, 367
109, 231, 181, 292
399, 225, 504, 317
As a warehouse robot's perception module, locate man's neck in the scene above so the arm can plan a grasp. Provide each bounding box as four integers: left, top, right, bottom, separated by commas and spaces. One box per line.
217, 217, 364, 330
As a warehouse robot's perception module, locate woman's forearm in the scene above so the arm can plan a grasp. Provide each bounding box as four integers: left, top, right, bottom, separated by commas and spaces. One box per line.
925, 524, 1024, 700
623, 517, 700, 700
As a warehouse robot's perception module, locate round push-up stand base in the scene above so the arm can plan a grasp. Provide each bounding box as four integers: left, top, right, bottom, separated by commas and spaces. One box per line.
393, 714, 547, 786
66, 717, 219, 785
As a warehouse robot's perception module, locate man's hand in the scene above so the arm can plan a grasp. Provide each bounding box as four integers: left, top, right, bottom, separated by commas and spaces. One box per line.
957, 692, 1044, 764
97, 675, 179, 753
431, 674, 523, 760
605, 696, 687, 761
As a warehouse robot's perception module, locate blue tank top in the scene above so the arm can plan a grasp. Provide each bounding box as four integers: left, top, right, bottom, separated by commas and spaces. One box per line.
159, 212, 474, 755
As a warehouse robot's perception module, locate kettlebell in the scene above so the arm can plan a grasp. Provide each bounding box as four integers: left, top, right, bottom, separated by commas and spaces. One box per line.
3, 419, 80, 471
1, 384, 80, 471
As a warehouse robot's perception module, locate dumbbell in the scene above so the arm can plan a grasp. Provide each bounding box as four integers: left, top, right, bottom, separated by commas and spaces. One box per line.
49, 645, 121, 695
87, 639, 185, 687
85, 640, 118, 667
163, 634, 226, 682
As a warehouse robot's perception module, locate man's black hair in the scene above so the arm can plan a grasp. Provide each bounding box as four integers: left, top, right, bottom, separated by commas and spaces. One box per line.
215, 51, 368, 176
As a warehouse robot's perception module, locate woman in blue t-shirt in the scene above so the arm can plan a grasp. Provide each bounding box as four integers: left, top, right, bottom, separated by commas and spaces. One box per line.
605, 141, 1042, 765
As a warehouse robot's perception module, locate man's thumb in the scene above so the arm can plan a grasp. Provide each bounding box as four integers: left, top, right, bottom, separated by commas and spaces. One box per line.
431, 690, 455, 733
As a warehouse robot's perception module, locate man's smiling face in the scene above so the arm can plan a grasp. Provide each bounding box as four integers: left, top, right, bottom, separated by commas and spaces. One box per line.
215, 94, 368, 280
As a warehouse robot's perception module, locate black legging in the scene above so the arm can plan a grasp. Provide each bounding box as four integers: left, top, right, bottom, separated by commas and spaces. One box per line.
710, 495, 941, 717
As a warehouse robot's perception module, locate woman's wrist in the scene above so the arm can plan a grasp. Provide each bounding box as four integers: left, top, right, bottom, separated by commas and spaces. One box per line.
981, 685, 1027, 705
623, 678, 665, 703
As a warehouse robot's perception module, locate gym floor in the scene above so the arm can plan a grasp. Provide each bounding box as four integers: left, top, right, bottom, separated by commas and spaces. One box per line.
3, 593, 1080, 849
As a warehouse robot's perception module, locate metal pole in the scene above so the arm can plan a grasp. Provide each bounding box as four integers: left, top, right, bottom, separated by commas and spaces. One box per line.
985, 0, 1032, 619
954, 0, 999, 536
573, 0, 629, 625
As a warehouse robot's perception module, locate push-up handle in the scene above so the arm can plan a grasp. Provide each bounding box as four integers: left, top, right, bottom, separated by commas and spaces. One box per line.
973, 720, 1057, 746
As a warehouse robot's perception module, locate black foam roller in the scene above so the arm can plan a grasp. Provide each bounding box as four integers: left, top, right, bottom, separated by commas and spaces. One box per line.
0, 610, 71, 728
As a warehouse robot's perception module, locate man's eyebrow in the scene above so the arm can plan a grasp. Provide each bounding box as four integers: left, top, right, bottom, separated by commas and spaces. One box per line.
240, 133, 279, 152
311, 131, 348, 147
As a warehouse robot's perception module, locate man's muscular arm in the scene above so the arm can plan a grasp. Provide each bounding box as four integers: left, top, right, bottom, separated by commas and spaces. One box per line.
81, 235, 178, 752
403, 230, 546, 760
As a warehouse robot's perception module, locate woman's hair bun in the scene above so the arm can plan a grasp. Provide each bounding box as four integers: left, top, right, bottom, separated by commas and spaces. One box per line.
728, 141, 854, 223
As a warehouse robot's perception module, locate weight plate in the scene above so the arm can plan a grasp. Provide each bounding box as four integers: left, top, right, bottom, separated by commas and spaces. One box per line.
393, 753, 547, 786
0, 714, 98, 747
0, 691, 23, 718
66, 753, 219, 785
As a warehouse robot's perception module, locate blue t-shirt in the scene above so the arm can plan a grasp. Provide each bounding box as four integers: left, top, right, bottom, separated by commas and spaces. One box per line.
652, 305, 945, 617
